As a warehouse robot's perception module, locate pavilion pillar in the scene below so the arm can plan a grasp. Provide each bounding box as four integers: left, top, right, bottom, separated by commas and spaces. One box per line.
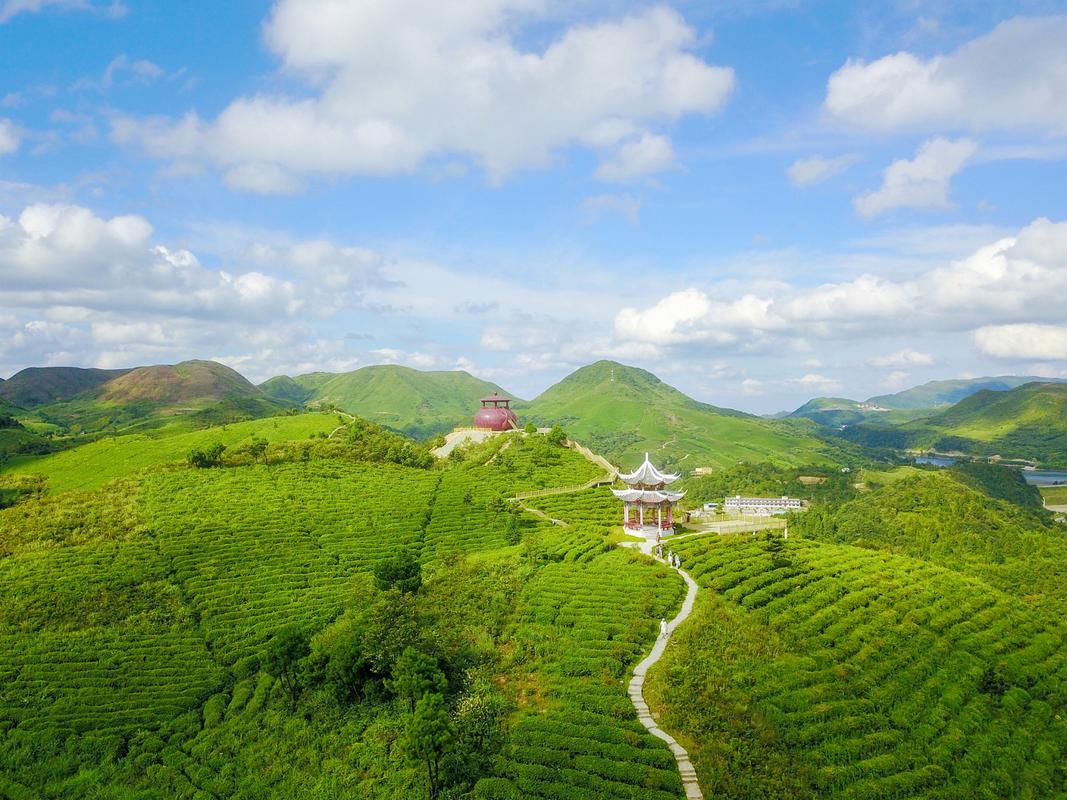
639, 504, 644, 526
624, 501, 630, 526
657, 505, 662, 530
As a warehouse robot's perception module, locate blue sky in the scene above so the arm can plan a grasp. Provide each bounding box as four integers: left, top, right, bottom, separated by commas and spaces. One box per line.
2, 0, 1067, 413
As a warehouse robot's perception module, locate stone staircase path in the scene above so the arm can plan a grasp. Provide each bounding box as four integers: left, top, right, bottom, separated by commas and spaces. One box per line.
623, 538, 704, 799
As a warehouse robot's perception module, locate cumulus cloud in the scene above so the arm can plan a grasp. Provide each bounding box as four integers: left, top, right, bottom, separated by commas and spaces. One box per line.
0, 118, 19, 155
787, 153, 858, 187
0, 203, 388, 321
974, 324, 1067, 360
853, 137, 977, 219
113, 1, 734, 190
595, 133, 676, 182
825, 16, 1067, 134
613, 216, 1067, 355
869, 348, 934, 367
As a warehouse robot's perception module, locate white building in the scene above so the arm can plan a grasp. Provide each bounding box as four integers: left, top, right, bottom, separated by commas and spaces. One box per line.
723, 495, 804, 516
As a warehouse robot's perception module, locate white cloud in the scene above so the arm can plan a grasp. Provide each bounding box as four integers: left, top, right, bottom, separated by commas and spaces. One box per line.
790, 373, 841, 393
974, 324, 1067, 360
73, 54, 164, 91
113, 1, 734, 190
0, 118, 19, 155
825, 16, 1067, 134
0, 0, 125, 23
787, 153, 858, 187
595, 133, 675, 182
869, 348, 934, 367
853, 137, 977, 219
613, 217, 1067, 355
0, 203, 388, 322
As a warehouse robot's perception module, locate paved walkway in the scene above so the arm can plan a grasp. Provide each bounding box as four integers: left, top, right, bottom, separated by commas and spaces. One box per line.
621, 536, 704, 800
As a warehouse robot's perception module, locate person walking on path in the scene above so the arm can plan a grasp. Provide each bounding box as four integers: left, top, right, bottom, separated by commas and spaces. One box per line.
660, 617, 669, 639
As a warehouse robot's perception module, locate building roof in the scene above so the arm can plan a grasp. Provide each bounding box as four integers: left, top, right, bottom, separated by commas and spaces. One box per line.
479, 393, 511, 403
617, 452, 680, 486
612, 488, 686, 503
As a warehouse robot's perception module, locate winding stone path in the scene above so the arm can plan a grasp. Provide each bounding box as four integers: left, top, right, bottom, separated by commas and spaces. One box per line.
623, 538, 704, 799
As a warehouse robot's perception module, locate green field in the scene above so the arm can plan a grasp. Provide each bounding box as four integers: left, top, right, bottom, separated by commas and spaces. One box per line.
4, 412, 341, 492
647, 534, 1067, 799
0, 427, 696, 798
4, 409, 1067, 797
1042, 485, 1067, 505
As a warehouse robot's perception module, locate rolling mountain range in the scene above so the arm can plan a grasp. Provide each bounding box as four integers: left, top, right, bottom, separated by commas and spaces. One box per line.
0, 360, 286, 439
788, 375, 1067, 429
5, 356, 1067, 468
837, 382, 1067, 466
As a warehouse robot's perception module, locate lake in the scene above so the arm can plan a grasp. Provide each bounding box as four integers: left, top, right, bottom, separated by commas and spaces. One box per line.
913, 456, 1067, 486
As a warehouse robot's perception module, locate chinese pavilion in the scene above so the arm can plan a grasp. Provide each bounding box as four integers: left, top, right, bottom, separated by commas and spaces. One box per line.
612, 453, 685, 536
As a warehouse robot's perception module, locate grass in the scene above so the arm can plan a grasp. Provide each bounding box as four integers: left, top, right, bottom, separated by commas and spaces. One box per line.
4, 412, 340, 492
1041, 485, 1067, 505
646, 533, 1067, 799
0, 428, 693, 799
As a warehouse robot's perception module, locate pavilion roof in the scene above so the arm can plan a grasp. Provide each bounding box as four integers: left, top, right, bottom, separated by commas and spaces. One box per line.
616, 452, 680, 486
612, 488, 686, 503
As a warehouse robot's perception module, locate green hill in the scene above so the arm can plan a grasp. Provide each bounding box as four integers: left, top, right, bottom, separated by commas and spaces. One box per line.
30, 360, 286, 436
260, 365, 518, 440
796, 468, 1065, 612
4, 412, 341, 492
524, 360, 831, 471
0, 366, 131, 408
903, 382, 1067, 466
868, 375, 1064, 410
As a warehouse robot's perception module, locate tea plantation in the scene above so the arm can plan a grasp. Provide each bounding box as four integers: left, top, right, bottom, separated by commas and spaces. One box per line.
647, 534, 1067, 799
3, 417, 1067, 798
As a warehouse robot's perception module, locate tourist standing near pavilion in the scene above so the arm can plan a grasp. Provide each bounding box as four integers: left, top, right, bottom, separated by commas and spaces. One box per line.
613, 453, 685, 536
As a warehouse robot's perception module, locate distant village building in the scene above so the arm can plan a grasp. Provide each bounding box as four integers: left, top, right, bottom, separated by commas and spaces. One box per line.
473, 394, 519, 431
723, 495, 804, 516
613, 453, 685, 536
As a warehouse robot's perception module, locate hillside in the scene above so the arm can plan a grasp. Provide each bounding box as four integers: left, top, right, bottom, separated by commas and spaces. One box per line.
905, 382, 1067, 465
525, 360, 831, 470
0, 430, 690, 799
29, 360, 286, 436
0, 366, 131, 408
795, 468, 1066, 612
260, 365, 518, 440
4, 412, 341, 492
868, 375, 1064, 410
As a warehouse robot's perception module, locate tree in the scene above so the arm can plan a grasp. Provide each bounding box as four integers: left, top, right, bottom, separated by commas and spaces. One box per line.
188, 441, 226, 468
373, 550, 422, 594
504, 513, 521, 546
248, 436, 268, 465
263, 626, 310, 703
404, 692, 455, 800
546, 425, 566, 446
391, 646, 447, 713
523, 422, 537, 434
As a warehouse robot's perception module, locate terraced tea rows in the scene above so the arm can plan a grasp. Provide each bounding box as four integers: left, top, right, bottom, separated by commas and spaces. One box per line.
486, 545, 688, 799
654, 534, 1067, 799
142, 461, 441, 663
525, 486, 619, 527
